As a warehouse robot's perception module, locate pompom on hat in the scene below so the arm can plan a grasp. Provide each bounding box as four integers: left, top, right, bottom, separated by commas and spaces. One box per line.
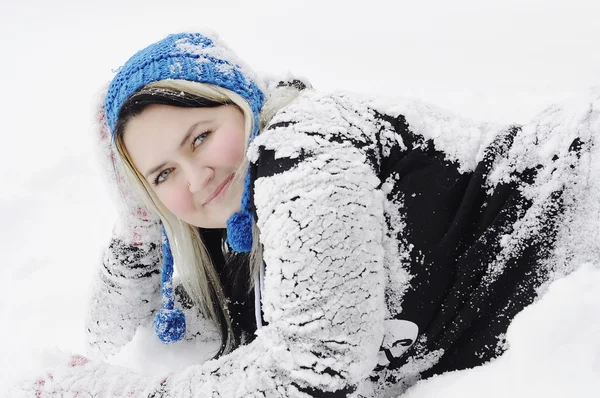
105, 32, 265, 344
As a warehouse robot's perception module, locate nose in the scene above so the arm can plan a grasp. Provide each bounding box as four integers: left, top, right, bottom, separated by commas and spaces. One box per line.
187, 165, 214, 193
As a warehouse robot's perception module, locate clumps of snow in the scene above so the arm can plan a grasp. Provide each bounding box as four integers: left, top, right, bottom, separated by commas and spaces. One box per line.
537, 88, 600, 280
374, 345, 446, 398
175, 32, 267, 93
402, 263, 600, 398
381, 172, 413, 318
107, 326, 220, 376
365, 94, 506, 173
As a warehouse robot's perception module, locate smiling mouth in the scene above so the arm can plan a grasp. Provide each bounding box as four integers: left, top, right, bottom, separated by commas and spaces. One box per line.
202, 174, 234, 205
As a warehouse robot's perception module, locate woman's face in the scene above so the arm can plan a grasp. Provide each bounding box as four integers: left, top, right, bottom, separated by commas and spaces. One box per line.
124, 104, 246, 228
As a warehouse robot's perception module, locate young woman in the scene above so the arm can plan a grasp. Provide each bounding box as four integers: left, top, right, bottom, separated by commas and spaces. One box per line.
14, 32, 600, 397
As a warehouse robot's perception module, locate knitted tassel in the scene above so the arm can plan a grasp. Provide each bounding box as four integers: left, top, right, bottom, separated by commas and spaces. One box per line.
226, 211, 253, 252
226, 115, 260, 253
153, 226, 186, 343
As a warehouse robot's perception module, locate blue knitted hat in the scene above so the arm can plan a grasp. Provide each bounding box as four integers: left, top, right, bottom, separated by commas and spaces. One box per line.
105, 32, 265, 344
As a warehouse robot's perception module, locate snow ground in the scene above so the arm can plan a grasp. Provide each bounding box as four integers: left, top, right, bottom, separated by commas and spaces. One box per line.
1, 0, 599, 396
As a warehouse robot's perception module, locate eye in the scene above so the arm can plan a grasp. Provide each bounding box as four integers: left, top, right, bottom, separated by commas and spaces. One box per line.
152, 131, 212, 187
193, 131, 211, 148
153, 168, 172, 186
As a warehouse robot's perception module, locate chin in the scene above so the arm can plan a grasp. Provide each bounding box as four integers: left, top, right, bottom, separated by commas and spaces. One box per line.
185, 214, 229, 229
180, 203, 240, 229
190, 220, 226, 229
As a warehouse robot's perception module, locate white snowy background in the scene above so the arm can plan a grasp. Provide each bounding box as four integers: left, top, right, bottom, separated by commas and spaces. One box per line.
1, 0, 599, 396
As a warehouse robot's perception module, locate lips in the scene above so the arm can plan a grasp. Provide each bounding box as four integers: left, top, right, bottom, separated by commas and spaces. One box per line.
202, 174, 234, 205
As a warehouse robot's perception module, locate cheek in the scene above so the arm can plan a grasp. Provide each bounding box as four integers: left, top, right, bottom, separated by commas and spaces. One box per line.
210, 129, 246, 165
159, 187, 195, 217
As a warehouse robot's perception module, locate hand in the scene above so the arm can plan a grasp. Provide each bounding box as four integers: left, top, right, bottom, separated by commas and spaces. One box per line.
8, 354, 88, 398
37, 355, 89, 397
11, 354, 162, 397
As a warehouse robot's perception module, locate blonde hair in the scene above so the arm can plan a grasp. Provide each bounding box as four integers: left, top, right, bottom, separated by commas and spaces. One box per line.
114, 79, 272, 355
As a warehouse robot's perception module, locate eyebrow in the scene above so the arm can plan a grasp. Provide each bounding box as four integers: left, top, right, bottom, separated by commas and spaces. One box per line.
144, 121, 203, 179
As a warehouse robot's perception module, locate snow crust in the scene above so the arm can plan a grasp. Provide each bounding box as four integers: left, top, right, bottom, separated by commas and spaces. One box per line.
108, 326, 220, 376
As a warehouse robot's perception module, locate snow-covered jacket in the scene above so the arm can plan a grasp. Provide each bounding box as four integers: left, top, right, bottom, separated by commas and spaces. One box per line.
83, 87, 600, 397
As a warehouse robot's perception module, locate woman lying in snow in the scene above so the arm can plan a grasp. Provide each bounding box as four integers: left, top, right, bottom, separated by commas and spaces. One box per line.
13, 32, 600, 397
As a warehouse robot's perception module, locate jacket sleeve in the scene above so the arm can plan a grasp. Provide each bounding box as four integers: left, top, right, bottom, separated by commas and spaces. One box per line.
86, 87, 220, 359
85, 234, 162, 359
86, 234, 221, 360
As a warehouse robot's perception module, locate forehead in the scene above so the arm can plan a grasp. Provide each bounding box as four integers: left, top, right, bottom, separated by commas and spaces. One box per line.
125, 103, 219, 140
122, 105, 212, 168
126, 103, 204, 135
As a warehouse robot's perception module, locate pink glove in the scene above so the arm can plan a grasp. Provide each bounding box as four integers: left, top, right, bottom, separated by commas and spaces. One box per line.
32, 355, 88, 398
10, 354, 164, 397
